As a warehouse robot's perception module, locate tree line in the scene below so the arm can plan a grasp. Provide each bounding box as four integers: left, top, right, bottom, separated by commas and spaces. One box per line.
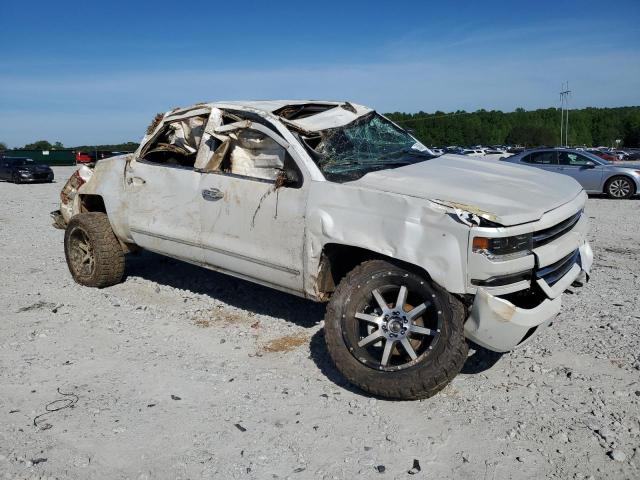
0, 140, 139, 152
2, 106, 640, 152
385, 106, 640, 148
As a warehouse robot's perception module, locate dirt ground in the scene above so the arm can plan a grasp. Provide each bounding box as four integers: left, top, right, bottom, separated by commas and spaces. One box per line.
1, 166, 639, 479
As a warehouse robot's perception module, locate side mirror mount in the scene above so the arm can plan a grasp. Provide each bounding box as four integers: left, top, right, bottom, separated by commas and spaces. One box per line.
584, 161, 596, 168
275, 154, 303, 189
275, 167, 301, 188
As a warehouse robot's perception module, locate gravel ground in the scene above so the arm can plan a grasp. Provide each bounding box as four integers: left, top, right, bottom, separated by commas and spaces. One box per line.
1, 166, 639, 480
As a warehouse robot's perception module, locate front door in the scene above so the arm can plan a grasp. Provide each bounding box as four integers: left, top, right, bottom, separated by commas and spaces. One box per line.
557, 152, 603, 192
197, 124, 308, 293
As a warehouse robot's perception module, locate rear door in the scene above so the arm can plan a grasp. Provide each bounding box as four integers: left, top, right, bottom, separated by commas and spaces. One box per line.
125, 109, 209, 263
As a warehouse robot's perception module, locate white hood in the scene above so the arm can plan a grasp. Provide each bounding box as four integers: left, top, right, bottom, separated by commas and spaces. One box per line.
353, 155, 583, 226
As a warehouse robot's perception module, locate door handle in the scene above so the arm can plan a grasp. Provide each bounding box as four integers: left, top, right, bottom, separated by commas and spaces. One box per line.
202, 188, 224, 201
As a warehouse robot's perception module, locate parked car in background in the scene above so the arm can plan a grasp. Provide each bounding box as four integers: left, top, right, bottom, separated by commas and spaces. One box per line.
460, 148, 485, 156
620, 150, 640, 161
75, 151, 94, 164
75, 150, 119, 165
52, 100, 592, 400
588, 149, 618, 162
502, 148, 640, 199
0, 157, 54, 183
485, 146, 507, 155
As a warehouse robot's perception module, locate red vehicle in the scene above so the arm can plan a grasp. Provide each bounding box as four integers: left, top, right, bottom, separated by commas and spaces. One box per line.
75, 150, 118, 165
75, 151, 93, 164
589, 150, 617, 162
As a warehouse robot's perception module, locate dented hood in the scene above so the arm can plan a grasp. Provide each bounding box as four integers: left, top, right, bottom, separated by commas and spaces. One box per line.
353, 155, 583, 225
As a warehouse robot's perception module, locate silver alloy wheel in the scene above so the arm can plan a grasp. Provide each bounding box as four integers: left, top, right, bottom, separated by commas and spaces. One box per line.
608, 178, 632, 198
69, 228, 95, 276
347, 285, 442, 371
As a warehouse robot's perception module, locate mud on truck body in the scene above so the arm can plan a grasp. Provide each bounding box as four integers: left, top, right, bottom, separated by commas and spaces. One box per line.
53, 100, 592, 399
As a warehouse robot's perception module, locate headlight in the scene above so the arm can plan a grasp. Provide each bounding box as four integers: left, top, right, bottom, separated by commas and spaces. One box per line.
473, 233, 533, 259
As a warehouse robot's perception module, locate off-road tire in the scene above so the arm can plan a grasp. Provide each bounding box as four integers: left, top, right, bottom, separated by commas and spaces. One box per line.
64, 212, 125, 288
605, 175, 635, 199
323, 259, 468, 400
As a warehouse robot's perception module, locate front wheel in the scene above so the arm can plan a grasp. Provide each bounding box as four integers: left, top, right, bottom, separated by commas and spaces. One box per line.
605, 176, 634, 199
323, 260, 468, 400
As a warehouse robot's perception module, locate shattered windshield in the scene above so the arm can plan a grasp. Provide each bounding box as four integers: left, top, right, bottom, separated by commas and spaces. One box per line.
303, 112, 434, 182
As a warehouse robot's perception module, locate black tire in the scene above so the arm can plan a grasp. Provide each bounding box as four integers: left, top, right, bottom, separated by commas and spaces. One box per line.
324, 259, 468, 400
605, 175, 635, 199
64, 212, 125, 288
12, 173, 20, 184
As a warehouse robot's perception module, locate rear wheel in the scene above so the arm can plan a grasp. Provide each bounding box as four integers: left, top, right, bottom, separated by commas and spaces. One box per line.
605, 176, 634, 199
324, 260, 468, 400
11, 173, 20, 184
64, 212, 125, 288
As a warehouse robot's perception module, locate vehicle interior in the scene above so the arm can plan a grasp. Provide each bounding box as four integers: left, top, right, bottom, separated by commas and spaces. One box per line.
142, 111, 289, 183
141, 115, 207, 168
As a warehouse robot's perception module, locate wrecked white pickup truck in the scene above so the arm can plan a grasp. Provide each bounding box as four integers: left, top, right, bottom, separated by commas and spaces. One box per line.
53, 101, 592, 399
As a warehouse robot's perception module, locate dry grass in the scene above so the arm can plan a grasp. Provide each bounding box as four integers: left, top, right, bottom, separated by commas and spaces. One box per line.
262, 333, 309, 353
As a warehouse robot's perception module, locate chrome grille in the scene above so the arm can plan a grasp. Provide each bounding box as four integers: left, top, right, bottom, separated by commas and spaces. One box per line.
533, 210, 582, 247
535, 249, 580, 286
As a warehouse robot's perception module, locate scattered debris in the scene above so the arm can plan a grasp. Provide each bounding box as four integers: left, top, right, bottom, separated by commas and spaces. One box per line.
9, 409, 20, 414
609, 449, 627, 462
234, 423, 247, 432
170, 395, 181, 401
30, 458, 48, 466
375, 465, 386, 473
17, 301, 57, 313
33, 387, 79, 428
408, 459, 421, 474
147, 404, 156, 408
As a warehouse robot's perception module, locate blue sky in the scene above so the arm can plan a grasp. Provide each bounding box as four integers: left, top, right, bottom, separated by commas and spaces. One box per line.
1, 0, 639, 147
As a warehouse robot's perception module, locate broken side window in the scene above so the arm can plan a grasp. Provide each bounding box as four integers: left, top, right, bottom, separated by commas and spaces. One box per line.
140, 115, 207, 169
300, 112, 435, 183
217, 129, 285, 181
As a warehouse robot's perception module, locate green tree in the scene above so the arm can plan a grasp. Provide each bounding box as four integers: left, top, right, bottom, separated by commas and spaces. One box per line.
0, 141, 7, 151
24, 140, 53, 150
385, 106, 640, 147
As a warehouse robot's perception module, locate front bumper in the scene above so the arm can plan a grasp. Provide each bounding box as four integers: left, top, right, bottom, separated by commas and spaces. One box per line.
16, 173, 54, 182
464, 240, 592, 352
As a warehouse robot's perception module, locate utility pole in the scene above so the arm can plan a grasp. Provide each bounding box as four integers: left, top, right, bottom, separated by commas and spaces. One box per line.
559, 82, 571, 147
